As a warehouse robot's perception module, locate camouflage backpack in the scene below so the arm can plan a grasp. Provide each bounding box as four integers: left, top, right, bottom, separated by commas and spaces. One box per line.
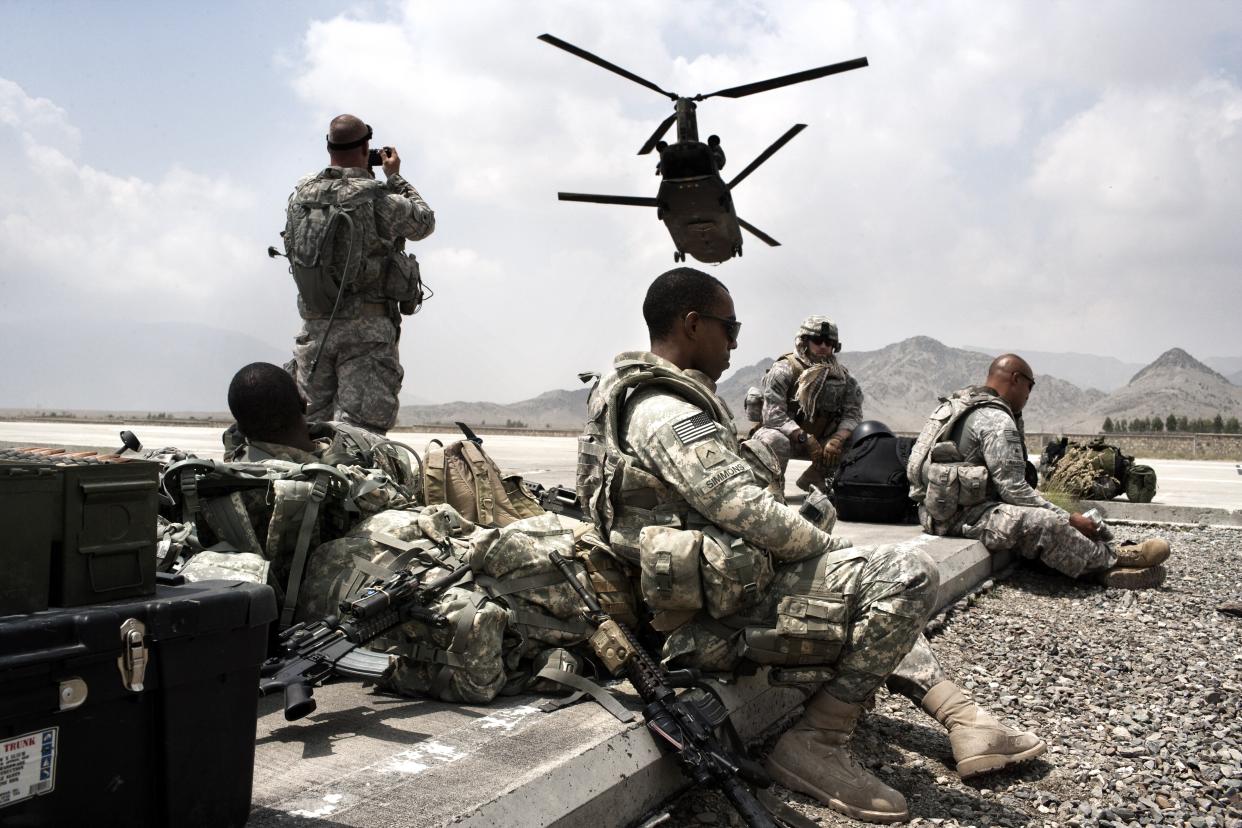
422, 437, 544, 527
1043, 437, 1134, 502
304, 507, 638, 717
283, 173, 424, 315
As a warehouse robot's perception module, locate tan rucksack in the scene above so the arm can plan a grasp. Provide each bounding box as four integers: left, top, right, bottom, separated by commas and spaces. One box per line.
422, 438, 545, 527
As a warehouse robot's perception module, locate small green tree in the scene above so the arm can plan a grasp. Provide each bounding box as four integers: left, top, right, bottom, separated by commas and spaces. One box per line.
1165, 413, 1178, 432
1150, 415, 1163, 432
1102, 416, 1114, 433
1213, 413, 1225, 433
1226, 416, 1240, 434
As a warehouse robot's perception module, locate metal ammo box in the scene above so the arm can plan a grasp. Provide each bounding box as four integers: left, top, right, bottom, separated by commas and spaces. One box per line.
0, 579, 276, 826
0, 452, 159, 615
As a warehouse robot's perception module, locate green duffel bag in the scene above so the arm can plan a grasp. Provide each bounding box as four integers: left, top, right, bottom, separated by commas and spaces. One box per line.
1125, 464, 1157, 503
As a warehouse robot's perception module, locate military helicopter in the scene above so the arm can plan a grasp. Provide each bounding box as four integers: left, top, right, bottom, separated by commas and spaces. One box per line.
539, 34, 867, 263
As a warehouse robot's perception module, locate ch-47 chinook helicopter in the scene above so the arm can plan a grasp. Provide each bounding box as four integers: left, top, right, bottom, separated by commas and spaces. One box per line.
539, 34, 867, 263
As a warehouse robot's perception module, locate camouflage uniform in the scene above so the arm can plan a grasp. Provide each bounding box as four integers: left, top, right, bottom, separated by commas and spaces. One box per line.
910, 387, 1117, 578
579, 352, 937, 702
752, 348, 864, 490
286, 167, 435, 434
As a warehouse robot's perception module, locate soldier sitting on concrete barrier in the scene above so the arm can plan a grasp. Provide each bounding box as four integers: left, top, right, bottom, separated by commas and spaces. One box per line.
907, 354, 1171, 590
578, 268, 1044, 824
749, 315, 863, 496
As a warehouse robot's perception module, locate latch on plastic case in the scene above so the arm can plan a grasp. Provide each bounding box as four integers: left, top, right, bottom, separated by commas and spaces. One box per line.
117, 618, 148, 692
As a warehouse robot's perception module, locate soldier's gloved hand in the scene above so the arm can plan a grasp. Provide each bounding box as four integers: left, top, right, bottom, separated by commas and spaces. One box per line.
381, 145, 401, 177
804, 434, 825, 465
1068, 512, 1098, 540
821, 438, 844, 466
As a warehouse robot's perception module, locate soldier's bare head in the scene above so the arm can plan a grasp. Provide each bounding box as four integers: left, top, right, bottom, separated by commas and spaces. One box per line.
228, 362, 311, 446
326, 114, 371, 167
986, 353, 1036, 413
643, 268, 738, 381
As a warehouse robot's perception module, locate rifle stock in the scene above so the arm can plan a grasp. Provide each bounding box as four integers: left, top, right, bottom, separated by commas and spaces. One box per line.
548, 552, 783, 828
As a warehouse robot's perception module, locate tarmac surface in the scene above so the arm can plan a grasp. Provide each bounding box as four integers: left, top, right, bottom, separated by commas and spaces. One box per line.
1, 421, 1239, 508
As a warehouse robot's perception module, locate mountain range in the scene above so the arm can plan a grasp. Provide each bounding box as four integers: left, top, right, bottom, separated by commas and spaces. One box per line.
398, 338, 1241, 434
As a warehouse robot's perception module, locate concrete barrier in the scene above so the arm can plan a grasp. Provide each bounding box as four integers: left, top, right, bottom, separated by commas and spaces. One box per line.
249, 523, 1001, 828
1083, 499, 1242, 528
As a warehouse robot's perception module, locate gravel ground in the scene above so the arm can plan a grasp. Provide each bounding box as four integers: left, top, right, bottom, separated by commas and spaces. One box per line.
653, 524, 1242, 828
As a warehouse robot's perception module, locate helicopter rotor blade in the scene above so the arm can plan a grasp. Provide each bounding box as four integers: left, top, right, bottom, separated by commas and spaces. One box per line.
558, 192, 660, 207
538, 34, 677, 100
727, 124, 807, 190
698, 56, 868, 100
737, 217, 780, 247
638, 113, 678, 155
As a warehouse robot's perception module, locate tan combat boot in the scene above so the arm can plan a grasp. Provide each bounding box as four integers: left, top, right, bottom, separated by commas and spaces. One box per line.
921, 680, 1047, 779
1113, 538, 1171, 568
765, 691, 909, 823
1098, 564, 1166, 589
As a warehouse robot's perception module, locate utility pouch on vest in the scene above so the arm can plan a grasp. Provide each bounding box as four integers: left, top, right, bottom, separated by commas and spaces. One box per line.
699, 526, 773, 619
736, 592, 847, 666
384, 252, 424, 312
638, 525, 703, 611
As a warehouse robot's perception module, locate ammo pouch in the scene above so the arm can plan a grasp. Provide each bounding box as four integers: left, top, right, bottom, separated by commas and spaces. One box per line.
699, 527, 773, 619
383, 252, 424, 314
637, 524, 773, 619
923, 442, 989, 522
736, 592, 848, 667
638, 526, 703, 611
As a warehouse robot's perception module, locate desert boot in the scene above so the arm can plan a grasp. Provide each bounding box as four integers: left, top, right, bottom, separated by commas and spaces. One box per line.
765, 690, 909, 823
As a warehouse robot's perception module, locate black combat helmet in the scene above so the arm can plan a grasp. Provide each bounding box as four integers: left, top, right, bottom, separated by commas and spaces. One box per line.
848, 420, 893, 448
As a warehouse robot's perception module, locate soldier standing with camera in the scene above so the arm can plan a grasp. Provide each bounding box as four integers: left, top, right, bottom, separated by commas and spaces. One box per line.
281, 113, 435, 435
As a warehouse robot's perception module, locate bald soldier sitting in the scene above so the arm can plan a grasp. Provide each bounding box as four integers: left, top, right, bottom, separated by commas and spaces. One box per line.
907, 355, 1171, 589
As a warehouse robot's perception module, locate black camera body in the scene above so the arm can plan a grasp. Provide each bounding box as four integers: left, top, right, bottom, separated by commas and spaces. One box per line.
367, 147, 393, 168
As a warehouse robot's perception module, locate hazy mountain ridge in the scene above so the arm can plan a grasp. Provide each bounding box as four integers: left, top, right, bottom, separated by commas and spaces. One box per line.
1071, 348, 1242, 431
397, 341, 1239, 435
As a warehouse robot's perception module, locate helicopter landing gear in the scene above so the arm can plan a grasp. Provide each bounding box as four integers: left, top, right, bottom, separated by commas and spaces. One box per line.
673, 250, 685, 262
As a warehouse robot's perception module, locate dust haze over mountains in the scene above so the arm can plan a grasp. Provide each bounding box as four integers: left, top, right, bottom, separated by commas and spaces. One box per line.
388, 337, 1241, 434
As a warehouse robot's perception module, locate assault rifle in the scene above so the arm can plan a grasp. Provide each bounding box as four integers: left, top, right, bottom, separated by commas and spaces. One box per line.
260, 562, 470, 720
549, 552, 813, 828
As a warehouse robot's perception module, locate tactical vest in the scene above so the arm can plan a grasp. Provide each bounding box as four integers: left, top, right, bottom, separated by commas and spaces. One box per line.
767, 352, 850, 438
422, 438, 545, 527
284, 169, 422, 318
577, 354, 733, 565
906, 387, 1017, 531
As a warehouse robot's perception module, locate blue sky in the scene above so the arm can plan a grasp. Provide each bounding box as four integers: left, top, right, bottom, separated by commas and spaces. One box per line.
2, 1, 1241, 409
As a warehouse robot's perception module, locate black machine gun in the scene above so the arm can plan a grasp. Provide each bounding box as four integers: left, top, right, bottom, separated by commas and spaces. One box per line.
548, 552, 812, 828
260, 563, 470, 720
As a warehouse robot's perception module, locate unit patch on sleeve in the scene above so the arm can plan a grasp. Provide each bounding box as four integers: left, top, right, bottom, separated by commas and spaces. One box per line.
671, 412, 716, 445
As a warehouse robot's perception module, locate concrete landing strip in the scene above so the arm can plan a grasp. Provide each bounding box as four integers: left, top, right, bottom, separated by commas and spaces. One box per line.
248, 518, 1009, 828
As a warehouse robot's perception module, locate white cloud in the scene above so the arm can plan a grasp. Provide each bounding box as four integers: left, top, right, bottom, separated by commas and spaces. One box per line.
4, 2, 1242, 409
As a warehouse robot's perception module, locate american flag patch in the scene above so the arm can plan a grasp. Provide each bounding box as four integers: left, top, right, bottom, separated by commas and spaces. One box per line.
672, 412, 716, 445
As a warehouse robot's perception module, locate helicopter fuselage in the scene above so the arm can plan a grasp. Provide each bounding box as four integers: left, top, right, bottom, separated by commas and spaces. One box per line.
655, 140, 741, 264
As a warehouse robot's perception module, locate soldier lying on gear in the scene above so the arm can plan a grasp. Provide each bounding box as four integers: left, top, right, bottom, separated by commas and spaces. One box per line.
907, 354, 1171, 590
223, 362, 419, 505
577, 268, 1044, 824
284, 113, 436, 435
750, 315, 863, 497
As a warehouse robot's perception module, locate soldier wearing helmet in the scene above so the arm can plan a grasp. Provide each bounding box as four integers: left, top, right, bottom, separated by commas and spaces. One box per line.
750, 315, 864, 495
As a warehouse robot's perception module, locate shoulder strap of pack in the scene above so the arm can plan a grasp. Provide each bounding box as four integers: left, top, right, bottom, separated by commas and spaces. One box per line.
779, 352, 808, 384
457, 441, 498, 526
423, 439, 447, 505
601, 360, 732, 446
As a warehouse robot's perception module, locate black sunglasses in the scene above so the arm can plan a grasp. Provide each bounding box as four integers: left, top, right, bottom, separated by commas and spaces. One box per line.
805, 335, 837, 346
1014, 370, 1036, 390
694, 312, 742, 342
